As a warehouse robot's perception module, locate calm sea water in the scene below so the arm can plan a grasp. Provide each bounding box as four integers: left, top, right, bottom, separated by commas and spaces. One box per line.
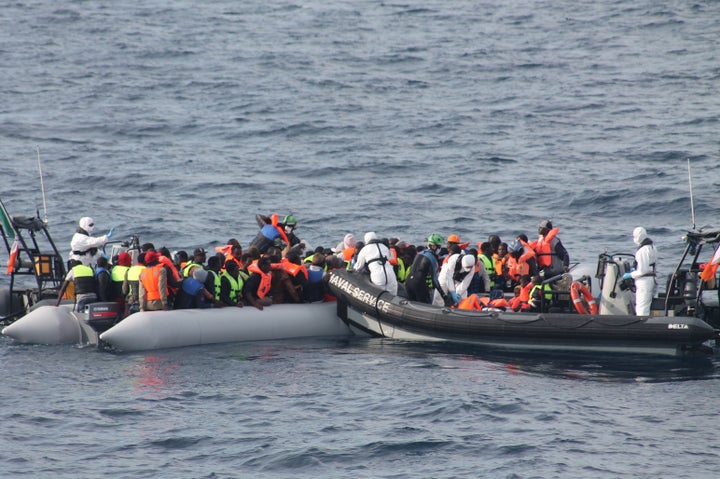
2, 0, 720, 477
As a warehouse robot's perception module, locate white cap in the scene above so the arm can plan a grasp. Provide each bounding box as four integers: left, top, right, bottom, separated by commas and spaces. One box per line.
633, 226, 647, 246
79, 217, 95, 234
364, 231, 378, 243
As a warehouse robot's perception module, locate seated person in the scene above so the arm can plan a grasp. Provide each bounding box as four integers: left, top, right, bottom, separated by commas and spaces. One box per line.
174, 269, 216, 309
244, 256, 273, 310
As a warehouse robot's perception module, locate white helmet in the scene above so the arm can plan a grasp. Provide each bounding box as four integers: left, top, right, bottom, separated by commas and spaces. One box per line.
633, 226, 647, 246
79, 217, 95, 234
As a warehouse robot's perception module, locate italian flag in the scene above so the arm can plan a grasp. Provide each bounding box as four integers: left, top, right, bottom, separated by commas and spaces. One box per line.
6, 239, 18, 275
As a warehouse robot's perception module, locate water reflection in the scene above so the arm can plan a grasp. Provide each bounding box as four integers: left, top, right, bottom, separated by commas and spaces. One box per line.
125, 354, 180, 396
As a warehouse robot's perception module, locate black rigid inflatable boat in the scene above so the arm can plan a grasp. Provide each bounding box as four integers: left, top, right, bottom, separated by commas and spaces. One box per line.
327, 268, 717, 357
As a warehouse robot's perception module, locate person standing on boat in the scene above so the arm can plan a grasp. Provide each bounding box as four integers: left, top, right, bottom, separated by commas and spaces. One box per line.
405, 234, 448, 304
623, 227, 657, 316
533, 220, 570, 279
69, 217, 114, 266
353, 232, 398, 295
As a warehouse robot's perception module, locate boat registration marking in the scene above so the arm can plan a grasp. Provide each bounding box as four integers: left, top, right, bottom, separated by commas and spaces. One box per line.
329, 275, 390, 313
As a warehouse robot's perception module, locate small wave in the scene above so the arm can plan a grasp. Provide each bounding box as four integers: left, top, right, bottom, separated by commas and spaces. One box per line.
146, 435, 213, 450
98, 408, 146, 418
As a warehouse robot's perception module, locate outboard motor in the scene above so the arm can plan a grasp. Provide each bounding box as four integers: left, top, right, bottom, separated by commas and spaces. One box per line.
85, 302, 123, 334
596, 254, 635, 315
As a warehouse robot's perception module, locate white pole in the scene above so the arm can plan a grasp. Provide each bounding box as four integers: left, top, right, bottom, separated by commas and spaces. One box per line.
37, 145, 49, 224
687, 158, 695, 229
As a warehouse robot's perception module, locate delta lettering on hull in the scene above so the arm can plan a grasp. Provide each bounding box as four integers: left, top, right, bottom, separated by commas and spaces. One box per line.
329, 275, 391, 313
668, 324, 689, 330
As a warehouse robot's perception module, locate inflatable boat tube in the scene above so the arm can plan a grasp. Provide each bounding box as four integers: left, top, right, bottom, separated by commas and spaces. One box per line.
100, 302, 351, 351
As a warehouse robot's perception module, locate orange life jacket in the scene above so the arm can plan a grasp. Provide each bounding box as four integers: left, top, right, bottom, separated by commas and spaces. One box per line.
458, 294, 483, 310
139, 264, 163, 301
342, 247, 355, 262
494, 253, 507, 276
506, 256, 529, 281
225, 254, 243, 271
506, 240, 536, 281
388, 247, 398, 266
157, 255, 181, 282
700, 262, 718, 283
457, 295, 510, 310
488, 298, 510, 309
270, 213, 291, 246
519, 282, 532, 302
535, 227, 559, 268
280, 258, 309, 280
248, 262, 272, 298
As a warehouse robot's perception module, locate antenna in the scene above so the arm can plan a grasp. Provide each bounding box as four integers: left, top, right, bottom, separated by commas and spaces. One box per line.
687, 158, 695, 230
37, 145, 49, 224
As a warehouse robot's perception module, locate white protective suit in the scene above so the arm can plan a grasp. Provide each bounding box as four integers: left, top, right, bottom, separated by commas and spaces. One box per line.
433, 253, 476, 306
630, 226, 657, 316
69, 217, 109, 266
353, 232, 398, 295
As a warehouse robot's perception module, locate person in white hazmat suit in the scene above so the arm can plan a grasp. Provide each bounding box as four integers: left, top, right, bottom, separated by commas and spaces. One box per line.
69, 217, 114, 266
433, 253, 477, 306
353, 232, 398, 295
623, 226, 657, 316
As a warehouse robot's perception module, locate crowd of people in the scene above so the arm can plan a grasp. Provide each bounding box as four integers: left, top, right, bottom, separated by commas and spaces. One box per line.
345, 220, 572, 313
56, 213, 656, 317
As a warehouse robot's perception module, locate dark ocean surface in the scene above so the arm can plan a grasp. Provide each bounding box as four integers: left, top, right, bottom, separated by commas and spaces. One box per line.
2, 1, 720, 477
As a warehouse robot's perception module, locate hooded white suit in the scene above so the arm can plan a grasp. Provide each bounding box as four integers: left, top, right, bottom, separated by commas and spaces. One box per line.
353, 232, 398, 295
630, 227, 657, 316
69, 217, 109, 266
433, 253, 476, 306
